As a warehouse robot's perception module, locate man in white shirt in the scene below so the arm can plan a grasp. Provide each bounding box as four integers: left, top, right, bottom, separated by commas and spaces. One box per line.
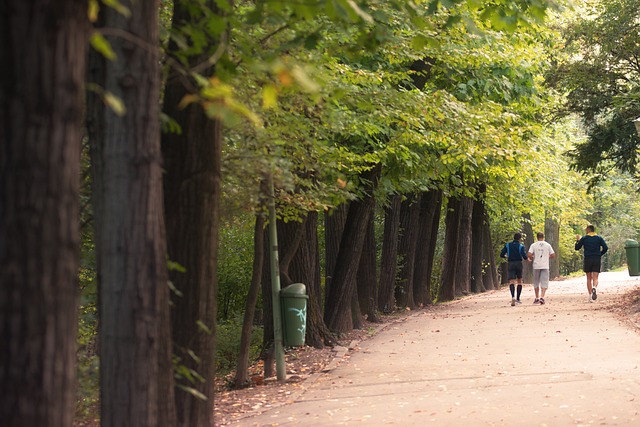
527, 232, 556, 305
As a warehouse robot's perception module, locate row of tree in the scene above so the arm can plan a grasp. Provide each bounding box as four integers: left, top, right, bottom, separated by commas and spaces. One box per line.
3, 0, 640, 427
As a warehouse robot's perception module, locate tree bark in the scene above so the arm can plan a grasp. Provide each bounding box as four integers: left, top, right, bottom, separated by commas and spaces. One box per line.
545, 216, 561, 279
454, 196, 473, 296
522, 213, 534, 284
260, 223, 275, 378
413, 189, 443, 306
162, 1, 224, 424
290, 212, 335, 348
396, 194, 421, 309
234, 213, 265, 388
0, 2, 88, 426
471, 197, 486, 293
325, 165, 381, 333
482, 219, 499, 291
357, 212, 380, 322
324, 204, 348, 312
378, 195, 402, 313
87, 1, 175, 426
438, 196, 461, 302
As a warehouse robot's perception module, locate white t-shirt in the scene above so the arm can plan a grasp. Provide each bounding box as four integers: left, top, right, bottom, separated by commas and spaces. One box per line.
528, 240, 555, 270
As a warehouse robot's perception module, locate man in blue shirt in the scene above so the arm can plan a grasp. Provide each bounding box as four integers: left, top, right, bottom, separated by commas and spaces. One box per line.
575, 225, 608, 302
500, 233, 529, 306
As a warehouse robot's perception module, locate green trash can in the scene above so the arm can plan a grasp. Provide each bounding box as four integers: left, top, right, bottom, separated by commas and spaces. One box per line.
624, 239, 640, 276
280, 283, 308, 347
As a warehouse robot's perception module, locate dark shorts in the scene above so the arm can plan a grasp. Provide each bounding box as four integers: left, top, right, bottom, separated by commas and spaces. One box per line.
508, 260, 523, 280
583, 256, 601, 273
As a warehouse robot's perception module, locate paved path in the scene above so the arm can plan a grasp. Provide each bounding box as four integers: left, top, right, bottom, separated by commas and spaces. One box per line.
235, 272, 640, 426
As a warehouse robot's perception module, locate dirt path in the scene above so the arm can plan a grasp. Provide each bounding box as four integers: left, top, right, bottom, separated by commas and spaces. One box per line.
231, 271, 640, 426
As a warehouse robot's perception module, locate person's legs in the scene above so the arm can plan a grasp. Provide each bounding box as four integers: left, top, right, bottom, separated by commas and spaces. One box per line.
586, 272, 593, 294
540, 269, 549, 300
514, 262, 524, 303
591, 271, 599, 300
592, 271, 600, 288
508, 261, 518, 305
533, 270, 541, 301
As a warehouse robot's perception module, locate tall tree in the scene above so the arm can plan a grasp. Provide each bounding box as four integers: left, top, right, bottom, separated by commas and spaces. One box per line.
413, 189, 443, 306
325, 164, 381, 332
233, 212, 265, 388
290, 212, 335, 347
550, 0, 640, 183
378, 195, 402, 313
357, 212, 380, 322
454, 195, 474, 296
522, 213, 534, 284
396, 194, 421, 309
438, 196, 461, 301
87, 1, 175, 426
162, 1, 226, 424
545, 216, 560, 279
0, 1, 88, 426
471, 196, 487, 293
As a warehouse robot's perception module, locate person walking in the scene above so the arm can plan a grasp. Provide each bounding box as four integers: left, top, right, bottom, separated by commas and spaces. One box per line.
527, 232, 556, 305
575, 225, 608, 302
500, 233, 529, 306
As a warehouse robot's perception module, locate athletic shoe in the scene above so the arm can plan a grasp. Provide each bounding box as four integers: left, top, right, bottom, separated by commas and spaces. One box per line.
592, 287, 597, 300
539, 297, 545, 305
533, 298, 540, 304
511, 298, 516, 306
516, 300, 522, 305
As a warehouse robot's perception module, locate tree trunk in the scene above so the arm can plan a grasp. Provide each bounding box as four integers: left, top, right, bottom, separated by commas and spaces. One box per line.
413, 189, 443, 306
482, 224, 499, 290
396, 194, 420, 309
260, 223, 275, 378
324, 204, 348, 312
87, 1, 175, 426
289, 212, 335, 348
454, 196, 473, 296
438, 196, 461, 302
479, 193, 498, 291
471, 197, 486, 293
280, 213, 336, 344
234, 213, 265, 388
0, 2, 88, 425
378, 195, 402, 313
162, 1, 224, 424
545, 216, 561, 279
357, 212, 380, 322
522, 213, 534, 284
325, 165, 381, 333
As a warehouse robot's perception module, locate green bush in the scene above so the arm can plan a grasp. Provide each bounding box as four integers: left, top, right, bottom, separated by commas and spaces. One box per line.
216, 316, 263, 376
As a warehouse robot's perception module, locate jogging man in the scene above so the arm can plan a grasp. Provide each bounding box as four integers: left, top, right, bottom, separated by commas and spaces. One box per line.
575, 225, 608, 302
527, 232, 556, 305
500, 233, 529, 306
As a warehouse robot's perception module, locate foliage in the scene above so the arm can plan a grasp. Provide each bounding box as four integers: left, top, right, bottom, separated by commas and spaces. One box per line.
548, 0, 640, 186
217, 215, 258, 320
216, 316, 263, 375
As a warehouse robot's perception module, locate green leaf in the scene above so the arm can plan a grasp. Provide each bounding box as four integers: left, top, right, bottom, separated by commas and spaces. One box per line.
196, 320, 212, 335
103, 91, 126, 116
262, 84, 278, 109
90, 32, 116, 61
102, 0, 131, 17
176, 385, 207, 401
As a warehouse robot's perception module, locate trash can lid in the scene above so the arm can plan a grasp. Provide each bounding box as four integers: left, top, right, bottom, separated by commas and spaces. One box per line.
281, 283, 308, 297
625, 239, 639, 248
